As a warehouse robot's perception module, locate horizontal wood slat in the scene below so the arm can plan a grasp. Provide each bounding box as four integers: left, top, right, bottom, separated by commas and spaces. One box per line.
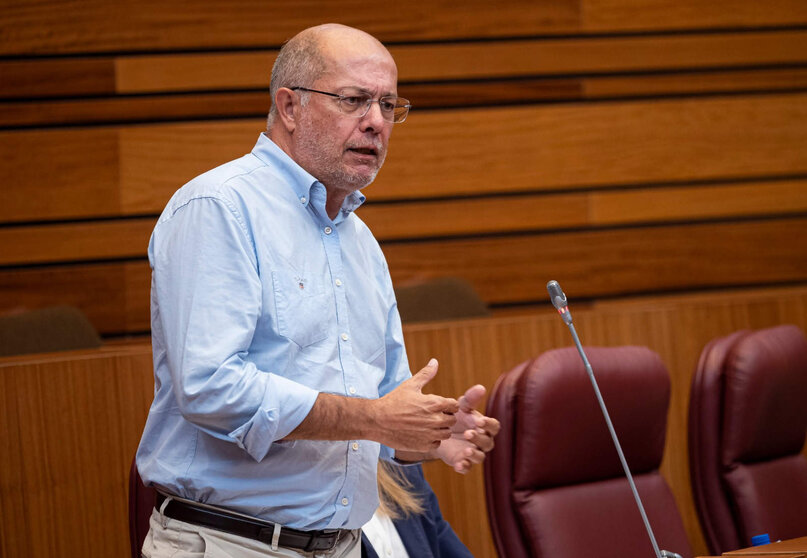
4, 30, 806, 99
0, 218, 155, 266
382, 218, 807, 305
2, 93, 805, 223
0, 261, 150, 335
583, 0, 807, 32
1, 219, 804, 335
3, 179, 805, 267
378, 93, 807, 200
0, 92, 272, 128
6, 68, 807, 129
3, 1, 807, 56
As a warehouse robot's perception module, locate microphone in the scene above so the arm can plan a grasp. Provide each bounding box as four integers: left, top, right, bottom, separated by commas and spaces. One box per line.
545, 280, 682, 558
547, 280, 572, 324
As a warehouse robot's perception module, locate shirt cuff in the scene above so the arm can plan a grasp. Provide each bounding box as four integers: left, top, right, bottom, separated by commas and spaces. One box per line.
228, 373, 319, 461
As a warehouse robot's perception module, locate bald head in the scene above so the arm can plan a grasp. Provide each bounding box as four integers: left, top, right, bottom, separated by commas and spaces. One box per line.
266, 25, 400, 217
266, 24, 396, 129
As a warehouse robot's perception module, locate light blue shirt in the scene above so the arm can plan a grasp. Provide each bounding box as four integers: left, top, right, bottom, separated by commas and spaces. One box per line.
136, 133, 412, 530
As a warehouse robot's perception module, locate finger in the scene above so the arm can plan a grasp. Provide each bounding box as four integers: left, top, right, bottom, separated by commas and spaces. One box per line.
435, 427, 453, 440
430, 395, 459, 415
464, 446, 485, 464
458, 384, 486, 412
409, 358, 439, 390
432, 411, 457, 431
474, 415, 501, 436
487, 417, 501, 436
464, 429, 495, 452
454, 459, 470, 474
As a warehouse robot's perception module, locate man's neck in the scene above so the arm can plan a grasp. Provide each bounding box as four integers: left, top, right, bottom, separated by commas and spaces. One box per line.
325, 194, 346, 221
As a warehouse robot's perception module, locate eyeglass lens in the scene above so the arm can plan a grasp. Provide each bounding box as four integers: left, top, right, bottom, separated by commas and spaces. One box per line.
339, 92, 409, 123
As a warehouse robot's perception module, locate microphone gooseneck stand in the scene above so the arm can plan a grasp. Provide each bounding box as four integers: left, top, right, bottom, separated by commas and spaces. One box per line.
546, 280, 682, 558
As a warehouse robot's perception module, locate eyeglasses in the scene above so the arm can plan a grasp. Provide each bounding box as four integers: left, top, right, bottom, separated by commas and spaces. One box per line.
290, 87, 411, 123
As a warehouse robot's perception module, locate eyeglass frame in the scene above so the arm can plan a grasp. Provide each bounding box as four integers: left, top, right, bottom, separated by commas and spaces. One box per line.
289, 86, 411, 123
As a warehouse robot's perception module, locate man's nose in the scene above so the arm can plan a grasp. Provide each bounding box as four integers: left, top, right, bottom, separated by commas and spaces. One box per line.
359, 100, 386, 131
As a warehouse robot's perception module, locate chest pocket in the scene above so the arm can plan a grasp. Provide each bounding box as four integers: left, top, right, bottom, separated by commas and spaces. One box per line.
272, 269, 330, 347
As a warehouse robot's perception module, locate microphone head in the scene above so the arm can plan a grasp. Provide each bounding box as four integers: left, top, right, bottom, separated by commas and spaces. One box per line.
546, 280, 568, 310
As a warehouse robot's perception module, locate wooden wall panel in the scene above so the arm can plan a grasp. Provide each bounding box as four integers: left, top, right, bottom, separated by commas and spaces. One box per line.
362, 179, 807, 240
0, 92, 272, 128
3, 1, 806, 56
0, 262, 151, 335
0, 57, 116, 98
4, 30, 805, 102
0, 1, 580, 55
1, 4, 806, 558
2, 94, 806, 222
583, 67, 807, 98
2, 219, 805, 336
376, 93, 807, 200
3, 288, 805, 557
0, 346, 154, 558
0, 218, 154, 266
6, 69, 807, 129
393, 31, 807, 82
0, 127, 121, 222
2, 178, 804, 267
382, 218, 807, 304
583, 0, 807, 31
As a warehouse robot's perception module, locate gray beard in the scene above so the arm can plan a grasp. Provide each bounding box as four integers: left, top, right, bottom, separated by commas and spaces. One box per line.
296, 127, 385, 192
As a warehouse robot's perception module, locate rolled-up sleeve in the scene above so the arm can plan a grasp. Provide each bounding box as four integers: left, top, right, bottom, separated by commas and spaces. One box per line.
150, 194, 318, 461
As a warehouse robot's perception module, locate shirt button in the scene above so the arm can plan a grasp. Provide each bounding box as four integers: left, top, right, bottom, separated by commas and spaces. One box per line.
348, 386, 356, 395
300, 196, 307, 204
335, 278, 343, 287
324, 226, 333, 234
341, 333, 349, 341
352, 442, 359, 451
341, 497, 349, 506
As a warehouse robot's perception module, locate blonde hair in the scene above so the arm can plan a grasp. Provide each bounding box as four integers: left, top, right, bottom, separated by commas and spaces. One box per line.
376, 461, 424, 520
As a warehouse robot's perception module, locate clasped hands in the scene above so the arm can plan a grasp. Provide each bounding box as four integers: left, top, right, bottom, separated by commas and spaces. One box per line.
375, 358, 501, 474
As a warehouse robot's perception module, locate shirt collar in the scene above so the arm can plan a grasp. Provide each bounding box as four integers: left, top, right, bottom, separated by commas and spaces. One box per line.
251, 133, 367, 220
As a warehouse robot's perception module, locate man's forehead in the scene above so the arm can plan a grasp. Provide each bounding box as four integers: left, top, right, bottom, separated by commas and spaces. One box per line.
316, 58, 398, 94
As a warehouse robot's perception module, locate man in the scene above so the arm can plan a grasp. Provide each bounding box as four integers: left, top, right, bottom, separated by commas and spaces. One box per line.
137, 23, 500, 558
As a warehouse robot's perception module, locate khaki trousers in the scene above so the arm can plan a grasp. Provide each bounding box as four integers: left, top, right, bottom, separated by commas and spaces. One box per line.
142, 508, 361, 558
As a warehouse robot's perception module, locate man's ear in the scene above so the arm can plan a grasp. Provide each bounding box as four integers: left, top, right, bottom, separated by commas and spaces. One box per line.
275, 88, 298, 132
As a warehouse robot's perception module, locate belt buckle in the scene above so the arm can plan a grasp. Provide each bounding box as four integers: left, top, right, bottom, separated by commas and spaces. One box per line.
305, 529, 340, 552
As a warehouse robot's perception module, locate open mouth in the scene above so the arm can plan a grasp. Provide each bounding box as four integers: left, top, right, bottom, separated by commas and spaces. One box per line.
347, 146, 378, 158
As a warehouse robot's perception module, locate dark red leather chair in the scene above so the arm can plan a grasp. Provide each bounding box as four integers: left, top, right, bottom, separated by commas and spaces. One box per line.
689, 324, 807, 555
484, 346, 692, 558
128, 457, 156, 558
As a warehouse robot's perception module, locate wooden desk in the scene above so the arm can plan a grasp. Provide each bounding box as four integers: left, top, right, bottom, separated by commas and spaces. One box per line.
724, 537, 807, 556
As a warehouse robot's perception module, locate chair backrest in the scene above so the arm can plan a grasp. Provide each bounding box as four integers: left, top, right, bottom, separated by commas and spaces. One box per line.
485, 345, 692, 558
393, 277, 490, 323
0, 305, 102, 356
689, 324, 807, 554
128, 456, 156, 558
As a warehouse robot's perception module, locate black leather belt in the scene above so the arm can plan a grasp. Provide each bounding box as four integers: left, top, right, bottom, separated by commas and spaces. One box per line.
155, 493, 346, 552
